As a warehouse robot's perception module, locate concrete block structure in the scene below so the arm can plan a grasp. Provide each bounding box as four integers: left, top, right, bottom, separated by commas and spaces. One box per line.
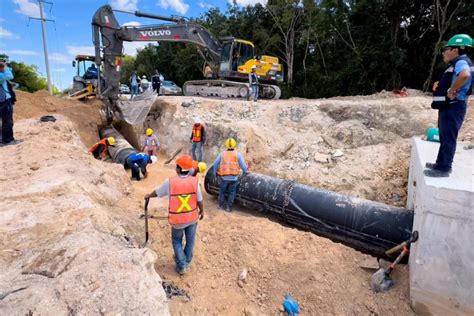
407, 138, 473, 315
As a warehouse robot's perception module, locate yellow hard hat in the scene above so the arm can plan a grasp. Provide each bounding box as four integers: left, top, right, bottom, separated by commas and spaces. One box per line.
146, 128, 153, 136
107, 137, 116, 146
198, 162, 207, 173
225, 138, 236, 149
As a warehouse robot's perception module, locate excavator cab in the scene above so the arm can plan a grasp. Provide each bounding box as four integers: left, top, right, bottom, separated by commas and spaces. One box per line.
69, 55, 99, 100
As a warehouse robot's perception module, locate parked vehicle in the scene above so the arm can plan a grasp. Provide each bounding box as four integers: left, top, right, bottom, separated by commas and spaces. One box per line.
119, 84, 130, 94
159, 80, 182, 95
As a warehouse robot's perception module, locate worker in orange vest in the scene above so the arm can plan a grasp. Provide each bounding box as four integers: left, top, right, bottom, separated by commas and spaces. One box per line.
212, 138, 248, 212
144, 154, 204, 275
88, 137, 116, 160
190, 117, 205, 162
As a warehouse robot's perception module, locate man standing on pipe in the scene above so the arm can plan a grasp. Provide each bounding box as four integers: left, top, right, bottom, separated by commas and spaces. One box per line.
144, 155, 204, 275
212, 138, 248, 212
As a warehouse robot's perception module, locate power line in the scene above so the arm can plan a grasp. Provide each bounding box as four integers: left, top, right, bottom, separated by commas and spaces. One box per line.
28, 1, 55, 95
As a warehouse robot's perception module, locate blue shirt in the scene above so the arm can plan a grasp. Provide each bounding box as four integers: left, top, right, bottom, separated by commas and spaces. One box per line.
212, 150, 248, 181
131, 73, 138, 86
0, 67, 14, 101
452, 55, 472, 101
128, 152, 150, 163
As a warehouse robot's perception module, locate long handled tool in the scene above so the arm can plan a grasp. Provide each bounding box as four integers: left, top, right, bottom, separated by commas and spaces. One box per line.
141, 198, 150, 248
370, 231, 419, 292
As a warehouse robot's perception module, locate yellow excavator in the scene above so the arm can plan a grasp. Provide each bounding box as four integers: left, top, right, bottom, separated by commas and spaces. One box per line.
67, 55, 100, 100
92, 5, 284, 123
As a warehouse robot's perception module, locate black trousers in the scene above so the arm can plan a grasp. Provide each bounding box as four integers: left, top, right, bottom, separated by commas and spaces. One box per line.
435, 100, 467, 171
0, 99, 14, 143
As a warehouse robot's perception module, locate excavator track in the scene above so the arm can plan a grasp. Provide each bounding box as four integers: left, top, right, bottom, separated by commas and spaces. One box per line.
183, 80, 281, 100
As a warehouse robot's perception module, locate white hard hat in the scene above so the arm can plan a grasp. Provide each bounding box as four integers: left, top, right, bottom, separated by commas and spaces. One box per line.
194, 116, 201, 124
150, 155, 158, 164
251, 65, 257, 69
142, 75, 147, 78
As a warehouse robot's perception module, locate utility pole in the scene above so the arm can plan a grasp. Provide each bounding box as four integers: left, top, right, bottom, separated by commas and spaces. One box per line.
29, 1, 55, 95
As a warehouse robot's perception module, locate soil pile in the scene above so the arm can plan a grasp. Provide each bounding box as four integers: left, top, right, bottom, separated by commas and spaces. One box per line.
0, 116, 169, 315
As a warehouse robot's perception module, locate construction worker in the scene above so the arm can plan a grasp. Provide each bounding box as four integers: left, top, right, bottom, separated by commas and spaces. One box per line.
427, 34, 473, 177
249, 65, 259, 102
189, 161, 207, 177
140, 75, 150, 91
151, 69, 162, 94
142, 128, 160, 156
88, 137, 116, 160
85, 64, 98, 79
144, 155, 204, 275
126, 152, 157, 181
190, 117, 205, 162
212, 138, 248, 212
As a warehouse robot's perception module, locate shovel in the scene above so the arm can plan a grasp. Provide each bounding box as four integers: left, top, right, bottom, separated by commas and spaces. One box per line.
140, 198, 150, 248
370, 231, 419, 292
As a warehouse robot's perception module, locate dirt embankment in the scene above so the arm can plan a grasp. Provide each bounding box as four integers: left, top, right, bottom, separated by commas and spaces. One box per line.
0, 114, 169, 314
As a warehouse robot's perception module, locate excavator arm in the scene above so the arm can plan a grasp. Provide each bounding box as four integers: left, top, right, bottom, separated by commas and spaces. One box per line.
92, 5, 222, 123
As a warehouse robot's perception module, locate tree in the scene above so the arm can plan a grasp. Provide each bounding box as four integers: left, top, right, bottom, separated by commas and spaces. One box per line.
8, 61, 48, 93
266, 0, 305, 85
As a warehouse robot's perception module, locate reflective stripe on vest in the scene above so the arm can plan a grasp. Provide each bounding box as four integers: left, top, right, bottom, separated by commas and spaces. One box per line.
168, 176, 199, 225
432, 55, 473, 110
192, 124, 203, 142
217, 151, 241, 176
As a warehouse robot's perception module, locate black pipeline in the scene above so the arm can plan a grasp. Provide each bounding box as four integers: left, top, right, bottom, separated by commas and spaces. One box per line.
204, 172, 414, 256
100, 126, 138, 165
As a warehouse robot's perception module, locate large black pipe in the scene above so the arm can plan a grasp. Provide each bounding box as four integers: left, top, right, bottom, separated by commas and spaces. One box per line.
205, 172, 414, 256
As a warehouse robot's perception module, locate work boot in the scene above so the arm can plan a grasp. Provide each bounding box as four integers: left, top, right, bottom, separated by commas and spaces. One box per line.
425, 162, 438, 169
423, 169, 450, 178
225, 206, 232, 212
218, 204, 226, 211
177, 266, 188, 275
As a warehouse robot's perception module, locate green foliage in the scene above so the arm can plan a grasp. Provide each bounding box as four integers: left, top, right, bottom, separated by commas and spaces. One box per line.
121, 0, 473, 98
8, 60, 48, 93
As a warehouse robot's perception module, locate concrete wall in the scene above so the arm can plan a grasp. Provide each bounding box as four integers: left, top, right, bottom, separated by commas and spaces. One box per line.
407, 138, 474, 315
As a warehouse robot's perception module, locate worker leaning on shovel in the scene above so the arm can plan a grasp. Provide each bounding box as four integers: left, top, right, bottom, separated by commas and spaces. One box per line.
144, 155, 204, 275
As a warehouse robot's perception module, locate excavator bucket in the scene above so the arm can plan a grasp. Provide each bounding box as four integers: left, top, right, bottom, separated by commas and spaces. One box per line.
116, 90, 157, 125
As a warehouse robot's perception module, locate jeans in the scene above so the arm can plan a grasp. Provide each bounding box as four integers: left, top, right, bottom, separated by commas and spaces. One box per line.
435, 100, 467, 171
0, 99, 14, 143
218, 179, 239, 209
131, 84, 138, 98
191, 141, 203, 161
126, 156, 148, 180
152, 83, 161, 95
172, 223, 197, 270
251, 84, 259, 101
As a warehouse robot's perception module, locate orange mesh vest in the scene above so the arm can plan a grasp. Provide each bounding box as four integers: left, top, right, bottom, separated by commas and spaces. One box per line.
168, 176, 199, 225
88, 138, 109, 159
192, 124, 203, 142
217, 151, 241, 176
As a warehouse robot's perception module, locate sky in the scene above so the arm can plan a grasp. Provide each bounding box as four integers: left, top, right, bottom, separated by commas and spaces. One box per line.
0, 0, 266, 90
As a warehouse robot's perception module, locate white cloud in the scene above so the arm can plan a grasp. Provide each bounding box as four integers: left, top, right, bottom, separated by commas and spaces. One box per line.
0, 26, 14, 38
13, 0, 43, 19
123, 21, 141, 27
230, 0, 267, 6
198, 1, 212, 9
110, 0, 138, 11
50, 53, 71, 64
66, 45, 95, 56
4, 49, 38, 56
158, 0, 189, 15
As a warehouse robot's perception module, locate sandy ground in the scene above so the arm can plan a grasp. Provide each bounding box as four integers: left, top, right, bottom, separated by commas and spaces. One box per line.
2, 90, 473, 315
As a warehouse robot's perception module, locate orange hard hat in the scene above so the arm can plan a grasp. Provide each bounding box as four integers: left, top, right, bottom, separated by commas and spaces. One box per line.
176, 155, 194, 170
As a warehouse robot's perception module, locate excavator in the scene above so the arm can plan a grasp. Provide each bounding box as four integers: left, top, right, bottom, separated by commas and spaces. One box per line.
92, 5, 283, 124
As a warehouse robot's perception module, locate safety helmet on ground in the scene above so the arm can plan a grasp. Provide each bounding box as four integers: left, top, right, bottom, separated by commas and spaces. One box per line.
198, 162, 207, 173
150, 155, 158, 164
146, 128, 153, 136
444, 34, 473, 48
225, 138, 237, 149
107, 137, 116, 146
176, 155, 194, 170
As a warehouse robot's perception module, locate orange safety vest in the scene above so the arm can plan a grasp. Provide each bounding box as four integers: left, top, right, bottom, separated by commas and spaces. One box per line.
217, 151, 241, 176
192, 124, 203, 142
88, 138, 109, 159
168, 176, 199, 225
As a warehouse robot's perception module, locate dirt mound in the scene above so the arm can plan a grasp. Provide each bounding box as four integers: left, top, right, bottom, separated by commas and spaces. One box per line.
13, 90, 103, 147
0, 117, 169, 315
